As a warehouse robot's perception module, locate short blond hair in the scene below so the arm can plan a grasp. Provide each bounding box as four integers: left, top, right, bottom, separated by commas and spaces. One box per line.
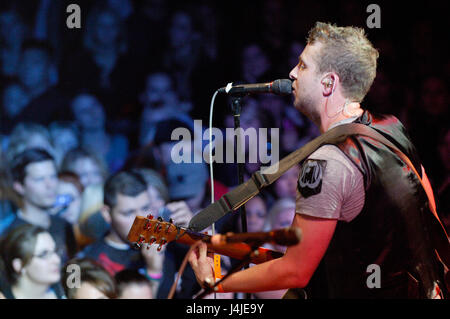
307, 22, 379, 102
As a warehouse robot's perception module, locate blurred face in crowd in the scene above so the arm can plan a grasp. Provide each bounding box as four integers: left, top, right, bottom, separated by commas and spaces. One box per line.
94, 11, 119, 47
119, 283, 153, 299
104, 192, 152, 244
14, 232, 61, 286
143, 73, 177, 109
2, 83, 30, 118
0, 11, 26, 46
273, 207, 295, 230
71, 157, 104, 188
246, 197, 267, 233
242, 44, 270, 82
71, 94, 106, 131
169, 12, 193, 49
50, 127, 79, 156
274, 165, 299, 199
74, 282, 109, 299
18, 48, 50, 90
14, 160, 58, 210
57, 181, 82, 225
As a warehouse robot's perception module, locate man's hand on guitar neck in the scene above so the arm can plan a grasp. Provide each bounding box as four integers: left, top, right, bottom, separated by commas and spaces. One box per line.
188, 241, 215, 289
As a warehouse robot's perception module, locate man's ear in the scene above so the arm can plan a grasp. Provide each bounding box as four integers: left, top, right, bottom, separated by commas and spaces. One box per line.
13, 181, 25, 197
100, 205, 112, 225
12, 258, 24, 275
321, 73, 338, 96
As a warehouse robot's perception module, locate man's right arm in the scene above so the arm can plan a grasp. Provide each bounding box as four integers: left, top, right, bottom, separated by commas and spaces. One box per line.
189, 212, 337, 293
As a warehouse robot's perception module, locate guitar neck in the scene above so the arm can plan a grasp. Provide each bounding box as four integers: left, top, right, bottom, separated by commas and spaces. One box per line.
127, 216, 284, 264
175, 228, 284, 264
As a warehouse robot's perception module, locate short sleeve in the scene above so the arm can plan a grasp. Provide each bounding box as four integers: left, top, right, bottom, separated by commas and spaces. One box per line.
296, 145, 365, 222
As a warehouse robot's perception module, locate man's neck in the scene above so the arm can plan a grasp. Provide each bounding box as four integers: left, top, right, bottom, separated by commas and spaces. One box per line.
104, 232, 130, 250
319, 101, 363, 133
19, 202, 51, 228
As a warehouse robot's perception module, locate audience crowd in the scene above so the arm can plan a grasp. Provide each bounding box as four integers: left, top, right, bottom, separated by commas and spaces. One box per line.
0, 0, 448, 299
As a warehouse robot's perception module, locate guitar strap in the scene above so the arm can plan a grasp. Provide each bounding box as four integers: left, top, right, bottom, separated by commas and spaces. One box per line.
188, 123, 449, 269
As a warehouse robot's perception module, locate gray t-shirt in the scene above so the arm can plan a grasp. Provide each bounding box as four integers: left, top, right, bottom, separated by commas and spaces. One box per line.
295, 144, 365, 222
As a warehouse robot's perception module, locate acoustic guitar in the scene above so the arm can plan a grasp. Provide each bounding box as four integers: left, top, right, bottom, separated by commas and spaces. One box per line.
127, 215, 284, 264
128, 214, 308, 299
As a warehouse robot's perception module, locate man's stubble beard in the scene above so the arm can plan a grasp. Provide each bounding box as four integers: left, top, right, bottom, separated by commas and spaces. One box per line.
295, 92, 321, 126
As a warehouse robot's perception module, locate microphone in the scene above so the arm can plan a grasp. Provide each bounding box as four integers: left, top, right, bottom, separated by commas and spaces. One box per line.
206, 227, 302, 247
217, 79, 292, 96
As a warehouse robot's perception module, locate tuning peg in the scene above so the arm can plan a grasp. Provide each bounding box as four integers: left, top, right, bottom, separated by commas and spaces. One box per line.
169, 218, 174, 224
157, 216, 163, 222
133, 235, 146, 249
149, 237, 157, 245
144, 220, 152, 231
157, 239, 167, 252
165, 224, 171, 234
155, 224, 163, 233
146, 214, 154, 220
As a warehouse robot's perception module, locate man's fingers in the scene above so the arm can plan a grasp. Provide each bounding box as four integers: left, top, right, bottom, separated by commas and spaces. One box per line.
198, 241, 208, 260
188, 248, 198, 268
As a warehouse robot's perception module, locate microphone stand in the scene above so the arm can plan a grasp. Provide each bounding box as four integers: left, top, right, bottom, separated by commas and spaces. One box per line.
230, 95, 250, 300
230, 96, 248, 234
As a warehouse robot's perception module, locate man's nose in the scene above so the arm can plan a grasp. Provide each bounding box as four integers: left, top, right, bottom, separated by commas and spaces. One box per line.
289, 66, 297, 80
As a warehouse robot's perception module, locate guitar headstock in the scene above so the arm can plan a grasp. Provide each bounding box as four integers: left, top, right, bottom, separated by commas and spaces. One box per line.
127, 214, 182, 251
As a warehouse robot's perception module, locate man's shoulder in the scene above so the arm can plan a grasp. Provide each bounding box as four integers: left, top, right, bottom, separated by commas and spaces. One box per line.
308, 144, 356, 169
77, 239, 109, 258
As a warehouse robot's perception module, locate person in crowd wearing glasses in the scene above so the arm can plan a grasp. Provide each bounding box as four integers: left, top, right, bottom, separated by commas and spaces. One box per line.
0, 224, 65, 299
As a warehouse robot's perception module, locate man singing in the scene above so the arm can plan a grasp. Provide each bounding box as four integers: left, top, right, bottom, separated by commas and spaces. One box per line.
188, 22, 448, 299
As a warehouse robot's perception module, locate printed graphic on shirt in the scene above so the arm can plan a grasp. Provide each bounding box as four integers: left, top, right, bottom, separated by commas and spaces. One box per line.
98, 253, 126, 275
298, 159, 327, 198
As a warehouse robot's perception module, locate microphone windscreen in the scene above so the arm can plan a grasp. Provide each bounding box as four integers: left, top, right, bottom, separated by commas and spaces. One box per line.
272, 79, 293, 95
